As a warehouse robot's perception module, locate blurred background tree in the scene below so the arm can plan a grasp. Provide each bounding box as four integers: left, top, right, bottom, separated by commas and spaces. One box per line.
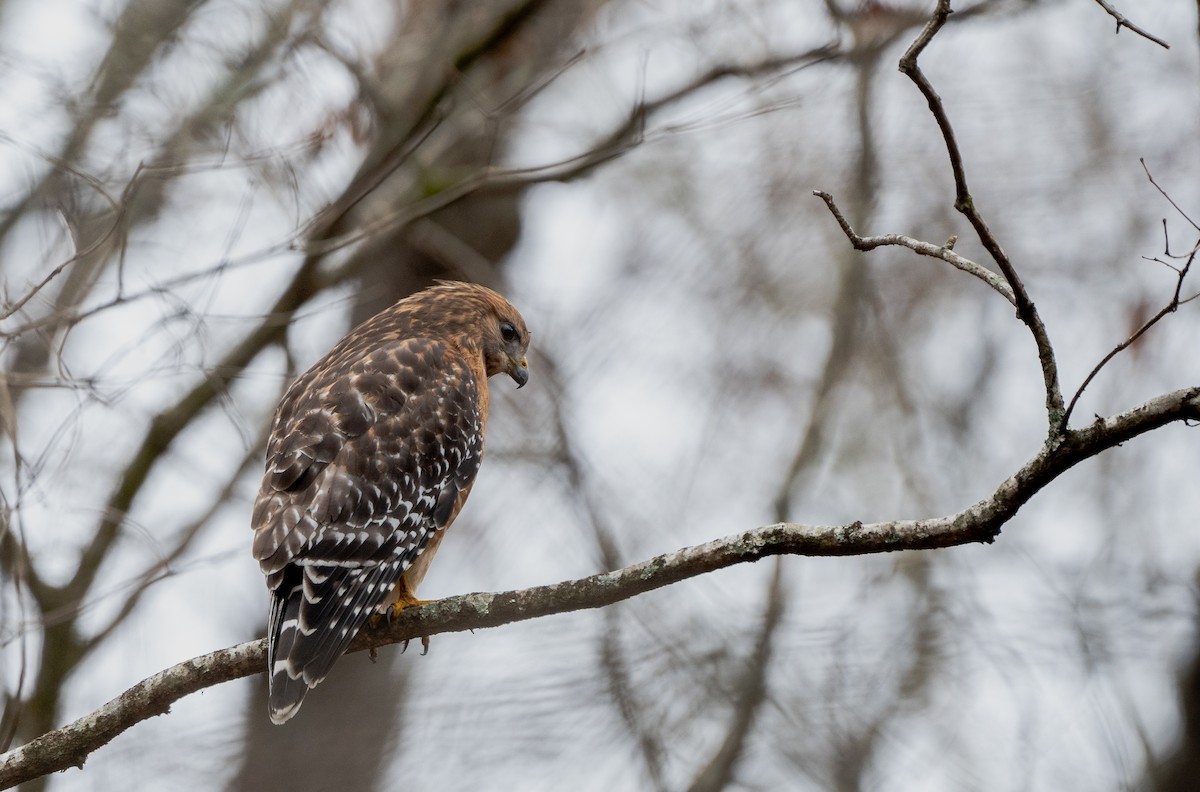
1, 1, 1198, 790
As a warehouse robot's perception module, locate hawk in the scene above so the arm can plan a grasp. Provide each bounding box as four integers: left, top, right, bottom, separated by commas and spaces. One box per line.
251, 281, 530, 724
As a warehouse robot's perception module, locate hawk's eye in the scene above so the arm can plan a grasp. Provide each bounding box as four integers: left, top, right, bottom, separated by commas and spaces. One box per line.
499, 321, 518, 343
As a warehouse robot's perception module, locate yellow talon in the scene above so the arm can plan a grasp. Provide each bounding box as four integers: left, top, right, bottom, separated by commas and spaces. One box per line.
369, 581, 432, 654
390, 590, 432, 653
388, 591, 433, 619
370, 590, 431, 624
401, 635, 432, 655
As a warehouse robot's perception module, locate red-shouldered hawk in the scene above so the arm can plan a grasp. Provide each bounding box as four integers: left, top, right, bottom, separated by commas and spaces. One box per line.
251, 281, 529, 724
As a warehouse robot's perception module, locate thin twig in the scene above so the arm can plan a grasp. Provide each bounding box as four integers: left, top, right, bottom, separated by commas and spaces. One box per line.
2, 383, 1199, 789
4, 45, 841, 340
1141, 159, 1200, 232
898, 0, 1065, 433
1092, 0, 1171, 49
0, 155, 129, 322
301, 43, 841, 258
81, 424, 273, 655
53, 247, 341, 623
686, 558, 786, 792
1063, 241, 1199, 427
1062, 162, 1200, 426
813, 190, 1016, 305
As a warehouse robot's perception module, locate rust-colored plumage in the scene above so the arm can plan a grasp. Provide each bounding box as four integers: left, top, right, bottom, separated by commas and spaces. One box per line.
252, 281, 529, 723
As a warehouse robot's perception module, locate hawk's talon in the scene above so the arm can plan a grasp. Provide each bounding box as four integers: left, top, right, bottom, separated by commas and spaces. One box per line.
399, 635, 432, 655
378, 590, 433, 656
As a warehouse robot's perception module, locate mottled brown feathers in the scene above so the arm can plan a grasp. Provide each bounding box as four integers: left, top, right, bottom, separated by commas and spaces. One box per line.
252, 281, 529, 724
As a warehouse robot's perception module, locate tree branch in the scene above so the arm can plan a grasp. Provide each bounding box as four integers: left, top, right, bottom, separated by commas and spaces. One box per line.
1063, 240, 1198, 427
1061, 161, 1199, 427
81, 425, 274, 656
1091, 0, 1171, 49
686, 557, 786, 792
301, 43, 841, 259
2, 385, 1197, 789
812, 190, 1016, 306
898, 0, 1066, 433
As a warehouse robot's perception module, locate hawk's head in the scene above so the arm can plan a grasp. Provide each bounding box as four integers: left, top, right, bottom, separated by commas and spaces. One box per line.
424, 280, 530, 387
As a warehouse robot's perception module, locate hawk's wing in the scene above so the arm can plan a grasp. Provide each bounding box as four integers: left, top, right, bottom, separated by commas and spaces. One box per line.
251, 337, 483, 724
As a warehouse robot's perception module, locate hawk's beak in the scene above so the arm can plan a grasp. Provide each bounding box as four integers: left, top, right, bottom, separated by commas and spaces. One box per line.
508, 355, 529, 389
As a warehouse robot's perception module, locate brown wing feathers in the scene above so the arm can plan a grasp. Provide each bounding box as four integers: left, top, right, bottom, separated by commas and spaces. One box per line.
251, 282, 528, 724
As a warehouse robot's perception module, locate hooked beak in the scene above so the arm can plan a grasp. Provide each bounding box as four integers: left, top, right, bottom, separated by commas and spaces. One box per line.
508, 355, 529, 389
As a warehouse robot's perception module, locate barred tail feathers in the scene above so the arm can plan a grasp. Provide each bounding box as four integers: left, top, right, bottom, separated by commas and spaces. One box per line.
266, 562, 402, 724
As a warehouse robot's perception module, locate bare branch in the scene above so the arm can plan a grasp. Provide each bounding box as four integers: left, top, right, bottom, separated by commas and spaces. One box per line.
812, 190, 1016, 305
3, 384, 1197, 789
4, 44, 840, 340
1062, 163, 1200, 427
1063, 241, 1198, 426
302, 43, 841, 259
0, 641, 264, 789
55, 195, 397, 623
775, 57, 879, 523
0, 0, 204, 247
0, 136, 124, 322
598, 608, 668, 792
686, 558, 786, 792
898, 1, 1065, 433
1142, 159, 1200, 232
1092, 0, 1171, 49
81, 427, 273, 655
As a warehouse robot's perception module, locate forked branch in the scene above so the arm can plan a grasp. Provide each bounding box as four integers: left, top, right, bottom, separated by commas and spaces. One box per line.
897, 0, 1066, 432
1062, 160, 1199, 426
1063, 242, 1199, 427
1091, 0, 1171, 49
813, 190, 1015, 305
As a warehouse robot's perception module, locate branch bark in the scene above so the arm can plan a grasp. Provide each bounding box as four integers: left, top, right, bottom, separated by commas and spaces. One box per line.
812, 189, 1016, 306
898, 0, 1066, 433
1091, 0, 1171, 49
2, 385, 1197, 790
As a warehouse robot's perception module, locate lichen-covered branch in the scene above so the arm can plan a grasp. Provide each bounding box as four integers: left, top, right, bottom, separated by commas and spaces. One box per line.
2, 385, 1197, 790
